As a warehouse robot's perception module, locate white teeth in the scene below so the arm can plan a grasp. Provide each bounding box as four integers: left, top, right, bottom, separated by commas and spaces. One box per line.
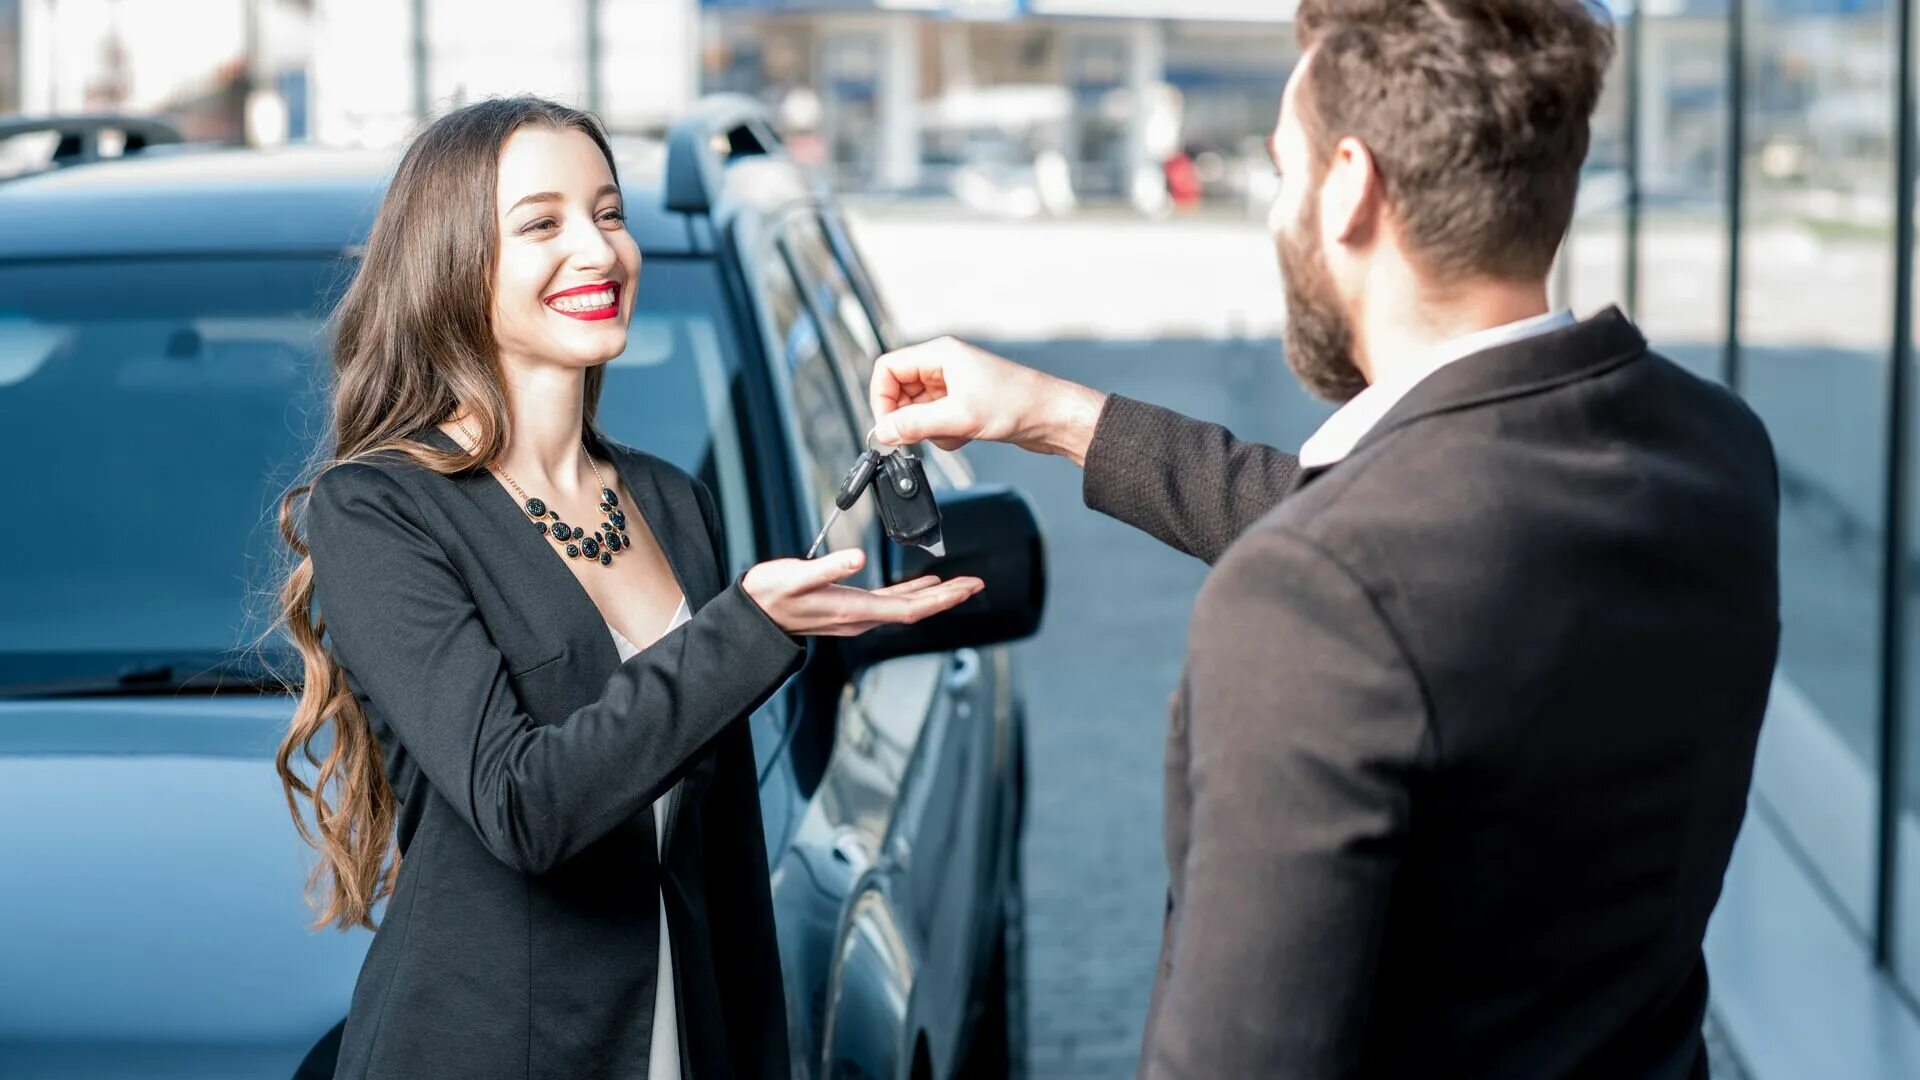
550, 288, 615, 313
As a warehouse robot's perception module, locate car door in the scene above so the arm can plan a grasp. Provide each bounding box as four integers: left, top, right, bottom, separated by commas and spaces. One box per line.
730, 211, 904, 1074
776, 211, 1006, 1078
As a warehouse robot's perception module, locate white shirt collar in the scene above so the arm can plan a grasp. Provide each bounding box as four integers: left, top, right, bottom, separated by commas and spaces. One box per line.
1297, 308, 1577, 469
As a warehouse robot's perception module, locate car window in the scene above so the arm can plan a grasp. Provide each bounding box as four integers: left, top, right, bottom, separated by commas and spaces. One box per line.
818, 211, 900, 356
757, 245, 880, 575
0, 255, 758, 687
781, 216, 885, 432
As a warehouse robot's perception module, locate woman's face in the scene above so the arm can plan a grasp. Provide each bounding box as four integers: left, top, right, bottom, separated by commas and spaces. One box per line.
491, 125, 641, 370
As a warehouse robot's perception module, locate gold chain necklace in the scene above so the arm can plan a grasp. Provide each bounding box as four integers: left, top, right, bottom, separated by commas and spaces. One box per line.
455, 419, 631, 568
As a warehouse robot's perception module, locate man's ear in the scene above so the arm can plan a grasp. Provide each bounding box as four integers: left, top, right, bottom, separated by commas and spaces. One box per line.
1321, 135, 1382, 247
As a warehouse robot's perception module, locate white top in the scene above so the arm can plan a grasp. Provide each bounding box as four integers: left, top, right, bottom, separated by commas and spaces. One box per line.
1298, 308, 1578, 469
607, 595, 691, 1080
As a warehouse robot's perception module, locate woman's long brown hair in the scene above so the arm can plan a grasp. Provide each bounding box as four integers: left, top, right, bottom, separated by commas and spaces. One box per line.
268, 97, 619, 930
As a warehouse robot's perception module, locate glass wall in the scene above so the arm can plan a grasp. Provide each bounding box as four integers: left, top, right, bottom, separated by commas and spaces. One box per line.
1559, 17, 1633, 315
1900, 0, 1920, 997
1737, 0, 1897, 935
1610, 0, 1920, 1038
1637, 9, 1731, 384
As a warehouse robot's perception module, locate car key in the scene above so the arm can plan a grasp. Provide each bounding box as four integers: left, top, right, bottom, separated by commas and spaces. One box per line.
806, 448, 885, 558
874, 449, 945, 557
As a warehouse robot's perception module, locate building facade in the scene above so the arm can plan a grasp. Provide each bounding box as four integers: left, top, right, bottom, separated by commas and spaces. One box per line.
701, 0, 1298, 204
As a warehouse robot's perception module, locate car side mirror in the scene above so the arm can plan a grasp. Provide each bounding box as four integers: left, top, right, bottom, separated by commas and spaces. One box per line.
841, 484, 1047, 669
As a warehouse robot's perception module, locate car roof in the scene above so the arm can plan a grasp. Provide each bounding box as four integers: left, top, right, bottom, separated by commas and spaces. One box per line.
0, 141, 703, 261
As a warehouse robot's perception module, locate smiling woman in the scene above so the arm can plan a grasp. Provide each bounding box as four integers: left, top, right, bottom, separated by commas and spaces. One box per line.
491, 129, 639, 362
266, 97, 979, 1080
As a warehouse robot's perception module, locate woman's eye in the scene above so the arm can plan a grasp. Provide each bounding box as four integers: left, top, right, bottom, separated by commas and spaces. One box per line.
599, 208, 626, 224
519, 218, 556, 235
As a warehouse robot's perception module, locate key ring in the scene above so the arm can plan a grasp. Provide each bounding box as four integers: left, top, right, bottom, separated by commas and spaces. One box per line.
866, 427, 897, 455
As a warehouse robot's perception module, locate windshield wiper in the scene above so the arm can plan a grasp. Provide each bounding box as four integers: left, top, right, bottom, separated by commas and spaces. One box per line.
0, 659, 296, 700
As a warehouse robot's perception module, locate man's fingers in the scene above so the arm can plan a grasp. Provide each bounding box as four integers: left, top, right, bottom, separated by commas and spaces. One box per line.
871, 345, 951, 418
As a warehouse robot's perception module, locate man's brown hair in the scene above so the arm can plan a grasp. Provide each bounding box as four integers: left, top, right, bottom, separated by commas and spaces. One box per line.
1294, 0, 1616, 282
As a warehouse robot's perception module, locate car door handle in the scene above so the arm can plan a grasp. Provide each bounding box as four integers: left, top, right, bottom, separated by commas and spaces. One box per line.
947, 648, 981, 689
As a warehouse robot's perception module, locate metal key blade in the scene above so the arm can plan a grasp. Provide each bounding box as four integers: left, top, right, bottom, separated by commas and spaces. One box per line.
806, 507, 843, 559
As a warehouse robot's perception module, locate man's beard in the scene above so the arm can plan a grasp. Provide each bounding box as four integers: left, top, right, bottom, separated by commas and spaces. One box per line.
1277, 195, 1367, 403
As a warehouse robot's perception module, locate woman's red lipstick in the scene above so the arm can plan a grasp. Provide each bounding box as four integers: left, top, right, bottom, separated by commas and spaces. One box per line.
543, 280, 621, 321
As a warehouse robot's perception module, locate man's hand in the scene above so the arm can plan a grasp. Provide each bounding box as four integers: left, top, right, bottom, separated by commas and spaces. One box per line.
870, 337, 1109, 467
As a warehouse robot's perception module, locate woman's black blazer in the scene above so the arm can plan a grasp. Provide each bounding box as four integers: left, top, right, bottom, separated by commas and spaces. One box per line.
303, 423, 806, 1080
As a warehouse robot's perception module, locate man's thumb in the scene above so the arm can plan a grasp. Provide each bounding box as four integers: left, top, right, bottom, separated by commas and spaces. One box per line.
876, 398, 969, 447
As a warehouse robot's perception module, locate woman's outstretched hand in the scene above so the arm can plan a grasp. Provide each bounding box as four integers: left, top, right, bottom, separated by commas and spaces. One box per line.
742, 548, 984, 637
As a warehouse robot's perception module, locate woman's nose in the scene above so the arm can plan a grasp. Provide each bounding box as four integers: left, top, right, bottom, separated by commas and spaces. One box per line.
565, 217, 618, 270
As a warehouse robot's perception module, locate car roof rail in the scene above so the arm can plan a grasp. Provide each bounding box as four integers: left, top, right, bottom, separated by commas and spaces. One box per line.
0, 114, 185, 166
663, 94, 785, 215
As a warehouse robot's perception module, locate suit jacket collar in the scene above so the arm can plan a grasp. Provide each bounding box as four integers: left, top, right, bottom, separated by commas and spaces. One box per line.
1299, 305, 1647, 484
1299, 308, 1577, 469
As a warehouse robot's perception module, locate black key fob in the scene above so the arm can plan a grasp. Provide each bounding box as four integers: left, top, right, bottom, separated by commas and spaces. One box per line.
836, 449, 884, 511
874, 450, 945, 556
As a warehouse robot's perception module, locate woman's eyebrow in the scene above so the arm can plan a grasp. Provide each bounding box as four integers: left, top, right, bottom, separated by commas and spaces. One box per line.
506, 184, 620, 215
507, 191, 561, 214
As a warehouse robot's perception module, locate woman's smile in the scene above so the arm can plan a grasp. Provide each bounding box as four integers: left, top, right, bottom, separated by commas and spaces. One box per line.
544, 279, 622, 321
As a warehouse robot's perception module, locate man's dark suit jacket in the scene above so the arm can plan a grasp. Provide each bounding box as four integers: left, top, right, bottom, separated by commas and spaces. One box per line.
304, 424, 805, 1080
1080, 307, 1781, 1079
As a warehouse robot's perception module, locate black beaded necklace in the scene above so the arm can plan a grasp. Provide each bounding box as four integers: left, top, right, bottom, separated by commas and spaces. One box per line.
456, 420, 632, 568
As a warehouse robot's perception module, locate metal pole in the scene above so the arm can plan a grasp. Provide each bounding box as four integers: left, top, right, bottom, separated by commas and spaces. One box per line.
1725, 0, 1746, 390
1624, 1, 1642, 320
412, 0, 429, 123
1875, 0, 1916, 969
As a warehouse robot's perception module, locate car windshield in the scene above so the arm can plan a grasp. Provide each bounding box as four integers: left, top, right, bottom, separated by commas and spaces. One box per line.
0, 255, 750, 690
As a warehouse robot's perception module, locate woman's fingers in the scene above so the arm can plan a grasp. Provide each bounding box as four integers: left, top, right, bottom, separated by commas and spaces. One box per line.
801, 548, 867, 589
874, 575, 943, 597
820, 577, 983, 634
750, 556, 983, 636
743, 550, 868, 622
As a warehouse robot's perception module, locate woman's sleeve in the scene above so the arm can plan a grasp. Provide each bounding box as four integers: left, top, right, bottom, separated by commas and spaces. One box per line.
305, 462, 807, 876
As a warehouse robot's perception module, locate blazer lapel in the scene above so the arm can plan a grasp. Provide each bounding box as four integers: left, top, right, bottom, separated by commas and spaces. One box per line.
418, 423, 725, 850
589, 432, 725, 852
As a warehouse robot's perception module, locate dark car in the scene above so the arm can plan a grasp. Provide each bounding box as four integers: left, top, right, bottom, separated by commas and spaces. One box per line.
0, 100, 1042, 1080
